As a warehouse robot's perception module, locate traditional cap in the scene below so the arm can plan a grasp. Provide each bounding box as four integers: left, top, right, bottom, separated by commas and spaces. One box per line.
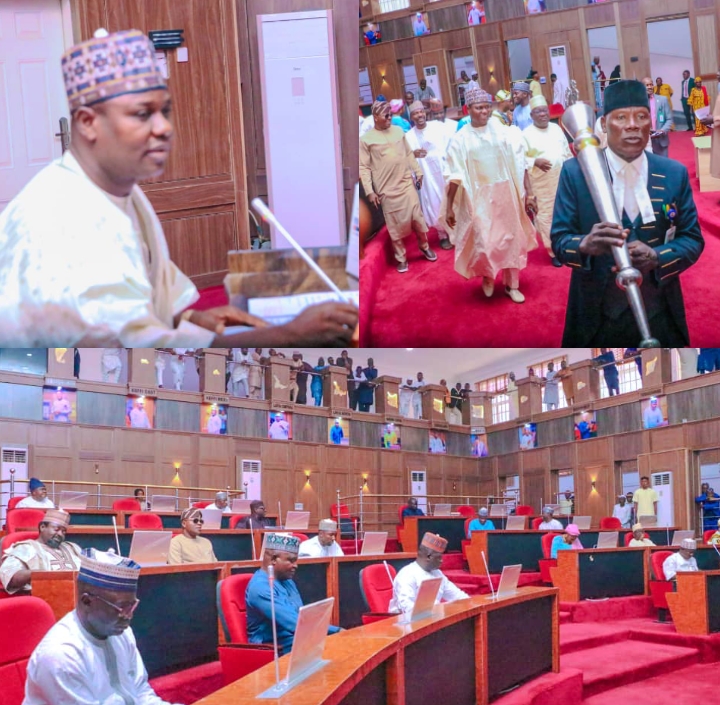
28, 478, 45, 491
265, 533, 300, 555
649, 396, 658, 402
389, 99, 404, 113
680, 538, 697, 551
318, 519, 338, 532
632, 523, 644, 532
602, 80, 649, 116
695, 76, 702, 83
372, 100, 391, 117
421, 532, 448, 553
479, 508, 488, 516
408, 100, 426, 114
78, 548, 140, 592
542, 506, 554, 514
376, 94, 387, 102
566, 524, 581, 537
61, 29, 166, 113
513, 81, 531, 93
530, 95, 548, 110
42, 509, 70, 528
215, 491, 228, 501
181, 508, 202, 522
495, 89, 511, 102
465, 87, 492, 106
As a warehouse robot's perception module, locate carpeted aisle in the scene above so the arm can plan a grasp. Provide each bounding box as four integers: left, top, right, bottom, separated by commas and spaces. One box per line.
361, 131, 720, 346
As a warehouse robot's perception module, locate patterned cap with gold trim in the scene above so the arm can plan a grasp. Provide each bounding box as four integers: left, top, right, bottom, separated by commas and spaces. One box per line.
421, 532, 448, 553
62, 28, 166, 112
43, 509, 70, 528
265, 533, 300, 555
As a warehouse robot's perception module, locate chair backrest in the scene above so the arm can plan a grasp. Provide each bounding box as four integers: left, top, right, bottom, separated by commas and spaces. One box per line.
541, 532, 562, 559
359, 563, 397, 613
516, 505, 534, 516
229, 515, 247, 529
6, 509, 45, 534
650, 550, 674, 581
291, 532, 308, 543
331, 504, 350, 519
1, 531, 39, 556
7, 497, 24, 511
531, 517, 543, 530
193, 501, 213, 509
398, 505, 409, 524
0, 596, 56, 705
600, 517, 622, 530
703, 529, 717, 543
112, 498, 141, 511
464, 517, 472, 538
128, 512, 163, 530
624, 531, 650, 546
456, 505, 475, 518
217, 573, 253, 643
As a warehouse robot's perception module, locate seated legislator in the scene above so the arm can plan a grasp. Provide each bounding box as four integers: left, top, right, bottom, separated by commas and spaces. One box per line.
298, 519, 344, 558
628, 522, 656, 547
538, 506, 563, 531
467, 507, 495, 537
238, 500, 273, 530
402, 497, 425, 518
23, 548, 180, 705
16, 478, 55, 509
167, 509, 217, 564
663, 538, 699, 580
389, 532, 470, 613
210, 492, 233, 514
246, 533, 341, 653
0, 509, 81, 594
551, 79, 703, 346
550, 524, 583, 559
707, 519, 720, 545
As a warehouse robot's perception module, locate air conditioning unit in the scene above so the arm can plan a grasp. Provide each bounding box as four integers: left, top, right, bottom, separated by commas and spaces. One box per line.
652, 471, 674, 526
410, 470, 427, 514
237, 459, 262, 501
1, 445, 29, 523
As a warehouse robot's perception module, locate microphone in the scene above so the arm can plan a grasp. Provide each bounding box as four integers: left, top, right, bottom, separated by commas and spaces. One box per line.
480, 550, 496, 600
111, 516, 122, 557
250, 521, 257, 561
267, 565, 281, 687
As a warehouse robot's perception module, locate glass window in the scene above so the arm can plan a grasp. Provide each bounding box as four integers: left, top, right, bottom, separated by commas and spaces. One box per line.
0, 349, 47, 375
492, 394, 510, 424
591, 348, 642, 397
528, 355, 568, 410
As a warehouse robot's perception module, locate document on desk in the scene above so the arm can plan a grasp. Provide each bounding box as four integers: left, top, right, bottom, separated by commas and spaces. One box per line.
247, 291, 360, 326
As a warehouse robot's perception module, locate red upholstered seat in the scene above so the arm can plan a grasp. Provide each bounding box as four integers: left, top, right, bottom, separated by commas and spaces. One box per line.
531, 517, 543, 530
539, 532, 562, 584
128, 513, 163, 530
624, 531, 650, 546
6, 509, 44, 534
192, 501, 213, 509
291, 533, 308, 543
1, 531, 39, 556
515, 505, 533, 516
703, 529, 717, 544
339, 539, 358, 554
229, 515, 247, 529
457, 505, 474, 518
359, 563, 397, 624
0, 596, 56, 705
331, 503, 350, 520
112, 498, 141, 511
649, 550, 674, 620
7, 497, 24, 511
600, 517, 622, 530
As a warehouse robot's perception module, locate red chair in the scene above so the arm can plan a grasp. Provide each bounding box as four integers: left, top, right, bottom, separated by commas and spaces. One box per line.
8, 497, 24, 511
112, 498, 141, 511
291, 533, 308, 543
331, 504, 358, 539
216, 573, 274, 685
229, 515, 247, 529
1, 531, 38, 556
359, 563, 397, 624
0, 596, 56, 704
703, 529, 717, 543
531, 517, 543, 530
128, 513, 163, 530
6, 509, 44, 534
192, 501, 213, 509
457, 505, 475, 518
624, 530, 650, 546
649, 550, 674, 621
516, 505, 533, 516
600, 517, 622, 530
330, 504, 351, 520
539, 532, 562, 584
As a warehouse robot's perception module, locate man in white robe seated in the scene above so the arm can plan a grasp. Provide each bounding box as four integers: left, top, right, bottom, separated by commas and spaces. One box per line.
442, 87, 537, 304
0, 29, 357, 348
404, 101, 455, 251
389, 532, 470, 613
662, 538, 699, 580
16, 478, 55, 509
537, 506, 564, 531
0, 509, 81, 594
522, 95, 572, 267
23, 548, 180, 705
298, 519, 344, 558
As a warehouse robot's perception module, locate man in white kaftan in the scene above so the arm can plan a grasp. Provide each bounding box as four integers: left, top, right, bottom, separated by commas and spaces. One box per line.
229, 348, 252, 397
404, 101, 456, 250
522, 95, 573, 264
441, 88, 537, 303
170, 349, 188, 390
102, 349, 124, 383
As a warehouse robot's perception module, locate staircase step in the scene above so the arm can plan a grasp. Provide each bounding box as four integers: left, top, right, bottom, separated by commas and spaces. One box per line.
559, 611, 572, 625
559, 622, 629, 655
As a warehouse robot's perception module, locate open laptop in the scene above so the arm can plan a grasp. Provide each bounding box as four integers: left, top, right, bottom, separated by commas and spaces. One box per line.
285, 511, 310, 530
408, 576, 442, 620
572, 516, 592, 530
597, 531, 619, 549
433, 503, 452, 516
360, 531, 387, 555
505, 515, 526, 531
151, 495, 176, 512
231, 498, 252, 514
495, 564, 522, 599
489, 504, 508, 517
671, 530, 695, 546
128, 530, 173, 566
58, 491, 88, 510
639, 515, 658, 528
200, 507, 222, 530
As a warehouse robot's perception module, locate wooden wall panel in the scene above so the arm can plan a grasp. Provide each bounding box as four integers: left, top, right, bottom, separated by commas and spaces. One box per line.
293, 415, 327, 445
612, 432, 646, 461
0, 383, 42, 421
550, 443, 575, 470
597, 402, 642, 437
488, 427, 518, 456
77, 391, 126, 428
351, 420, 381, 449
402, 426, 428, 453
261, 441, 292, 469
155, 401, 200, 433
576, 463, 613, 527
486, 0, 525, 23
227, 407, 267, 438
536, 417, 573, 447
446, 431, 471, 457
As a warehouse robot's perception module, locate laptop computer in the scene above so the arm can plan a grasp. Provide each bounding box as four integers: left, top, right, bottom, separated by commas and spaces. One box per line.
58, 491, 88, 510
639, 515, 658, 528
495, 564, 522, 599
489, 504, 508, 517
505, 516, 526, 531
671, 530, 695, 546
284, 511, 310, 530
128, 530, 173, 566
200, 507, 223, 530
597, 531, 619, 549
360, 531, 387, 555
231, 498, 252, 514
151, 495, 176, 512
572, 516, 592, 530
433, 504, 452, 516
409, 576, 442, 620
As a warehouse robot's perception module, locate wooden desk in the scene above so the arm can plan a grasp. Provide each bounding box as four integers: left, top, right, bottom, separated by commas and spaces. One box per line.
550, 548, 648, 602
195, 587, 559, 705
650, 545, 720, 571
399, 516, 468, 553
692, 135, 720, 192
666, 570, 720, 634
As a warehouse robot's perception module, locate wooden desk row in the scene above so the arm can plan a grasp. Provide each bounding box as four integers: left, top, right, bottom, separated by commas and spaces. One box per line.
195, 587, 560, 705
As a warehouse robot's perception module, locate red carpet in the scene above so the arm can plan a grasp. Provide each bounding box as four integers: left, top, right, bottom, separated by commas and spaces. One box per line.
192, 285, 228, 311
361, 131, 720, 345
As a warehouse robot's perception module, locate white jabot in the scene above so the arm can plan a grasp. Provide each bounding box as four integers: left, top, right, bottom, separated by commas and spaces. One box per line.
605, 147, 655, 225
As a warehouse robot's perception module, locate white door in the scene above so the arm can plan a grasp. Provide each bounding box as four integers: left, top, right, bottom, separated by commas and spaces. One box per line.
0, 0, 67, 212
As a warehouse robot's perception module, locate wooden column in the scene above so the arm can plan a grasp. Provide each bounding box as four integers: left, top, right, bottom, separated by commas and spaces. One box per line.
374, 375, 401, 417
127, 349, 157, 388
569, 360, 600, 407
46, 349, 75, 379
641, 348, 672, 391
264, 357, 293, 406
199, 349, 229, 394
420, 384, 446, 424
516, 377, 544, 417
463, 392, 492, 426
323, 365, 349, 411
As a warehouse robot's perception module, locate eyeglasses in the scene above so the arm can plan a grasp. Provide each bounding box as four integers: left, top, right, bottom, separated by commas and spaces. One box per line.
87, 593, 140, 617
191, 518, 204, 524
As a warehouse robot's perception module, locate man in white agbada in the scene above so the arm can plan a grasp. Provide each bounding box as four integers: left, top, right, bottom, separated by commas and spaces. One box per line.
206, 407, 223, 434
298, 519, 345, 558
405, 101, 456, 250
16, 479, 56, 510
389, 532, 469, 613
248, 348, 264, 399
170, 349, 188, 390
129, 400, 151, 429
23, 548, 181, 705
442, 87, 537, 303
228, 348, 252, 397
612, 495, 633, 529
522, 95, 573, 266
101, 349, 123, 383
662, 538, 699, 580
52, 390, 72, 422
0, 29, 357, 348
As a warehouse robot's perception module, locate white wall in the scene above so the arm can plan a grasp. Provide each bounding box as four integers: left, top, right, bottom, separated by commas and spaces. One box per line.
646, 18, 694, 113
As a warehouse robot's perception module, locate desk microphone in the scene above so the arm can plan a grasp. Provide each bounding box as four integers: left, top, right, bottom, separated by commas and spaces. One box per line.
250, 522, 257, 561
711, 541, 720, 563
267, 565, 281, 688
480, 550, 496, 600
666, 525, 670, 547
111, 516, 122, 557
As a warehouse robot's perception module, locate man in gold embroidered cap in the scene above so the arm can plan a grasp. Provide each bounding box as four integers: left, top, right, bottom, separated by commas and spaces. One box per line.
0, 509, 81, 594
0, 29, 357, 347
24, 548, 181, 704
389, 532, 470, 613
167, 508, 218, 564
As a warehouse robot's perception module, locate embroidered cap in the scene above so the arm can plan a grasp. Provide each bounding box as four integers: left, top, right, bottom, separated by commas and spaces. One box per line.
408, 100, 426, 114
513, 82, 531, 93
530, 95, 548, 110
181, 508, 202, 522
42, 509, 70, 528
465, 87, 492, 107
680, 538, 697, 551
495, 89, 511, 102
632, 523, 644, 532
28, 478, 45, 491
421, 532, 448, 553
79, 548, 140, 592
265, 533, 300, 555
62, 28, 166, 112
318, 519, 338, 532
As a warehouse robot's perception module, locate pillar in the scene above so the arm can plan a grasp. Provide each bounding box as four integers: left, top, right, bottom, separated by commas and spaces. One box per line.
127, 349, 157, 389
46, 349, 76, 379
198, 349, 229, 394
568, 360, 600, 407
265, 357, 293, 406
420, 384, 447, 424
463, 391, 492, 426
516, 376, 544, 417
374, 375, 401, 417
323, 366, 349, 411
641, 348, 672, 391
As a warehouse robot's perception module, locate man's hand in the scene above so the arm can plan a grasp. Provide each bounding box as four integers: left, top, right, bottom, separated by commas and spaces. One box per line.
579, 222, 628, 256
413, 149, 427, 158
190, 306, 269, 334
621, 241, 659, 274
416, 175, 423, 190
446, 207, 456, 228
367, 192, 383, 208
525, 194, 537, 215
534, 158, 552, 172
283, 303, 359, 345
